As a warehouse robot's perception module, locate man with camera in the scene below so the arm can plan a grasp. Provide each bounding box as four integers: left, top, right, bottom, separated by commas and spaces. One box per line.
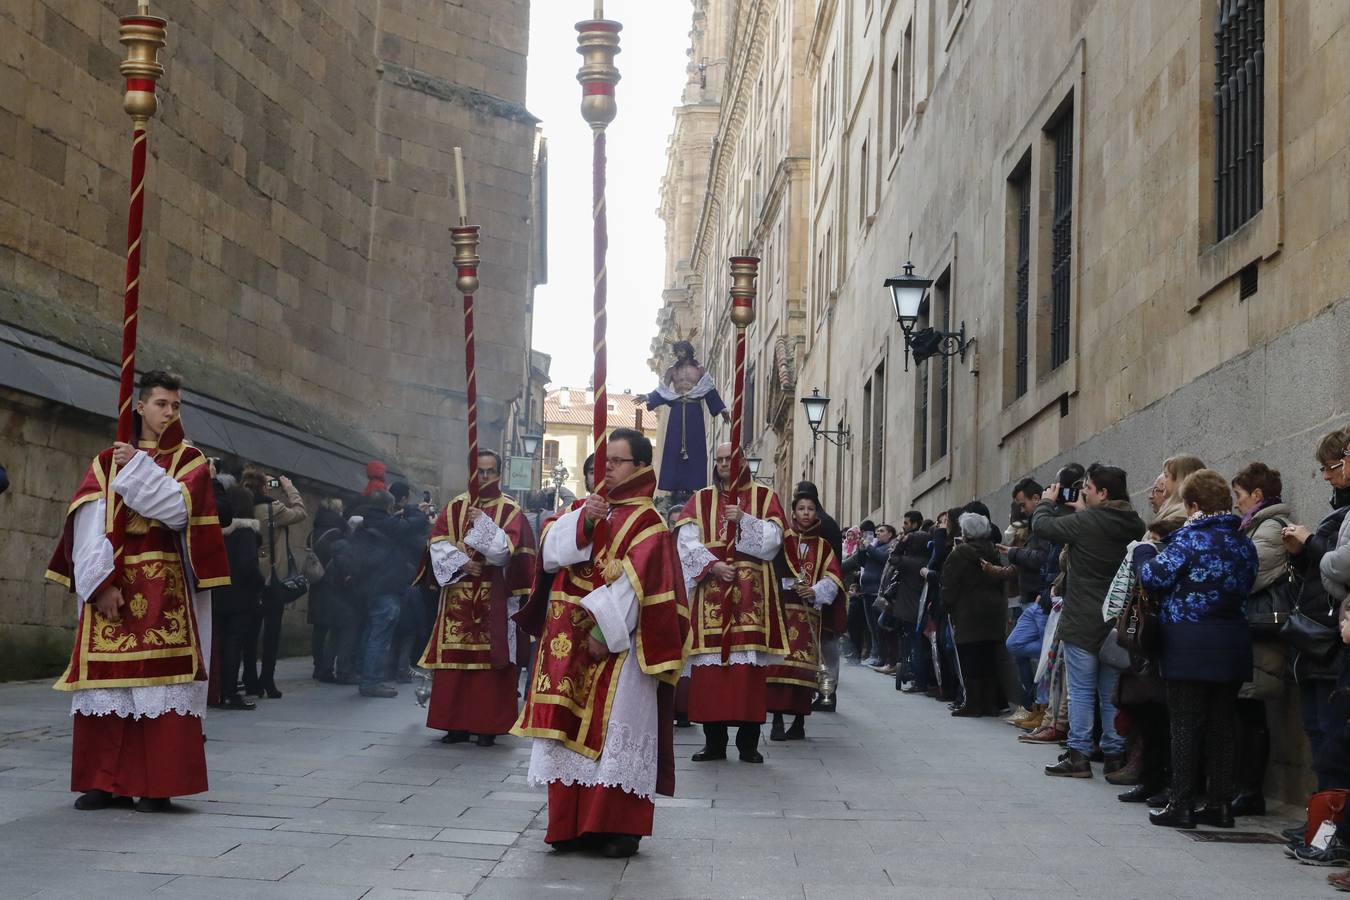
1032, 463, 1145, 778
240, 466, 308, 698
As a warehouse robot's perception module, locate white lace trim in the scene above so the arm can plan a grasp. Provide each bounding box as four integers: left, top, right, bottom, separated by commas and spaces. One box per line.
527, 644, 658, 797
463, 513, 506, 559
70, 681, 206, 720
431, 542, 470, 587
682, 649, 784, 675
682, 543, 717, 585
736, 513, 767, 557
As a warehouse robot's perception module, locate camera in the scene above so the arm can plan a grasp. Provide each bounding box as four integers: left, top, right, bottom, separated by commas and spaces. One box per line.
268, 477, 281, 490
1059, 484, 1080, 504
422, 490, 432, 503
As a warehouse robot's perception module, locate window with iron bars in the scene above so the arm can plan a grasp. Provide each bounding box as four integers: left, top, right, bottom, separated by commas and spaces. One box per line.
1048, 109, 1073, 370
934, 271, 951, 462
1012, 168, 1031, 398
1214, 0, 1265, 241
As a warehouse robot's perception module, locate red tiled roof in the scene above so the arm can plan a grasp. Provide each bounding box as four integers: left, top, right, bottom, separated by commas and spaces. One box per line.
543, 388, 655, 431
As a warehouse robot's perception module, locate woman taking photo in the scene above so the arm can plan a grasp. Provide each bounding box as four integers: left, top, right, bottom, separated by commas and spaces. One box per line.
768, 493, 845, 741
1134, 469, 1258, 829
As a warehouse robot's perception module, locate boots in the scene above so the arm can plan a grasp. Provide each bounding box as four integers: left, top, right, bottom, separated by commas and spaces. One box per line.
693, 724, 729, 761
735, 724, 763, 763
770, 713, 787, 742
785, 715, 805, 740
1105, 735, 1144, 785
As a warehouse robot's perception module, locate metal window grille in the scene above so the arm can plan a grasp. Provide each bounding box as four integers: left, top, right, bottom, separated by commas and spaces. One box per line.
915, 353, 929, 475
1214, 0, 1265, 241
870, 363, 885, 512
1013, 172, 1031, 397
936, 280, 950, 461
1049, 110, 1074, 370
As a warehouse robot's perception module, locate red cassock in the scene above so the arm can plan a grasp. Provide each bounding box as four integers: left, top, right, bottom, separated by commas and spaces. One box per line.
512, 467, 689, 843
418, 479, 536, 736
46, 418, 229, 799
676, 483, 789, 724
766, 523, 845, 716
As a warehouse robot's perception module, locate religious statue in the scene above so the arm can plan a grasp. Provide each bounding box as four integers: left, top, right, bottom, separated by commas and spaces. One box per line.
643, 341, 730, 494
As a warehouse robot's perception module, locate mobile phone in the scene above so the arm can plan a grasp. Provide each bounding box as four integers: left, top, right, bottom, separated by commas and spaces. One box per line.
268, 478, 281, 490
1060, 485, 1080, 504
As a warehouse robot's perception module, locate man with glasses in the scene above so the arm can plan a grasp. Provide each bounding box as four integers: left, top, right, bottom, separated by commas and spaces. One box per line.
513, 429, 688, 858
676, 442, 790, 763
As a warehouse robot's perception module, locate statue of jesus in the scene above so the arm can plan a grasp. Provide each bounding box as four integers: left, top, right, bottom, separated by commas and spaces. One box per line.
642, 341, 729, 493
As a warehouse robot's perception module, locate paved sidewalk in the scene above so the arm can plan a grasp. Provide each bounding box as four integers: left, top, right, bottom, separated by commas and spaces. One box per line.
0, 658, 1330, 898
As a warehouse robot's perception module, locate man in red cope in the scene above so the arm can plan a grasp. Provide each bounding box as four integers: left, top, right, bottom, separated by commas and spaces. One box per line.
767, 491, 845, 741
676, 441, 790, 763
419, 450, 535, 747
46, 370, 229, 812
513, 428, 688, 859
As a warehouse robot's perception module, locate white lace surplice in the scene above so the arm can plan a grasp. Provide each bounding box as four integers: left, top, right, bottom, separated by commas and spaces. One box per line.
69, 450, 212, 720
678, 512, 786, 671
526, 507, 659, 799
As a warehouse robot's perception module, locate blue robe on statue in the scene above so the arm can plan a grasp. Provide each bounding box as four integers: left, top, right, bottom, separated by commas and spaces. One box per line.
645, 373, 726, 493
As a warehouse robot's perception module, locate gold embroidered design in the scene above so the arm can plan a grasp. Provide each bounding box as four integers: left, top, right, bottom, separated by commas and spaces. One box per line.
90, 611, 138, 652
535, 670, 551, 693
549, 632, 574, 660
128, 593, 149, 619
142, 604, 189, 647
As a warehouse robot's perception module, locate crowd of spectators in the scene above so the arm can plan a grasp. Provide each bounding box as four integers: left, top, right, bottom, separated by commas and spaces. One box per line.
840, 428, 1350, 881
206, 462, 435, 708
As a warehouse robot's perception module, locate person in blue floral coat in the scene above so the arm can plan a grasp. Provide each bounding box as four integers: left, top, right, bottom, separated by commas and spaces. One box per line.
1132, 468, 1258, 830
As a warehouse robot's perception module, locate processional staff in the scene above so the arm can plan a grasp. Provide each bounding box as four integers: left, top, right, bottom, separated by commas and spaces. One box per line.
450, 147, 484, 504
576, 1, 621, 500
109, 2, 166, 564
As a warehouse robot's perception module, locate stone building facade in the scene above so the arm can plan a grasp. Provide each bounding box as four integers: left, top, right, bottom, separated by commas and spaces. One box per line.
0, 1, 544, 674
658, 0, 1350, 801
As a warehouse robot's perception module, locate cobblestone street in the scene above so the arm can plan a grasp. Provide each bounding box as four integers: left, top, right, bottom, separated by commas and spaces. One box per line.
0, 658, 1329, 899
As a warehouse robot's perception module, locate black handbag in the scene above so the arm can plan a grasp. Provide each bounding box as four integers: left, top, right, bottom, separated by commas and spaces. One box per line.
1281, 607, 1338, 663
1116, 580, 1160, 659
266, 502, 308, 605
1247, 577, 1297, 636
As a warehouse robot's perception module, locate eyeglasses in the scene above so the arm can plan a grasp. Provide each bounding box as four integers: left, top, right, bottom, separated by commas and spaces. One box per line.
605, 457, 636, 468
714, 456, 733, 464
1319, 460, 1345, 475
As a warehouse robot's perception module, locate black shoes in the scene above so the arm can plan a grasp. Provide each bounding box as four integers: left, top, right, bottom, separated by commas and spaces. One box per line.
602, 835, 641, 858
769, 714, 787, 742
262, 682, 283, 699
73, 789, 132, 811
1118, 784, 1164, 803
784, 718, 805, 741
1149, 802, 1196, 829
441, 730, 471, 744
1045, 749, 1092, 778
1146, 788, 1171, 807
1194, 801, 1235, 829
738, 750, 764, 764
476, 734, 496, 747
1230, 790, 1266, 817
135, 797, 173, 813
691, 748, 726, 762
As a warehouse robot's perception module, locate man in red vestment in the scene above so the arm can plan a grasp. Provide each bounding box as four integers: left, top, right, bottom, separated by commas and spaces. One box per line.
676, 442, 789, 763
513, 428, 688, 858
419, 450, 535, 746
46, 370, 230, 812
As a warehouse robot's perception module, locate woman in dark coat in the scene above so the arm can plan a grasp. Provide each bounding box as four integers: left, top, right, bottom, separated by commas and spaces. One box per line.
1134, 469, 1258, 829
213, 486, 265, 710
941, 512, 1010, 717
307, 499, 350, 682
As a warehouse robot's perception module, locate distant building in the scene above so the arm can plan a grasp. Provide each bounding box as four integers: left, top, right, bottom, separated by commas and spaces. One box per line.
541, 387, 661, 501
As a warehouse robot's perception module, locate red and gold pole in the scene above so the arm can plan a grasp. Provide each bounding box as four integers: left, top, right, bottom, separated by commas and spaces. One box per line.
576, 6, 621, 498
452, 224, 482, 504
724, 256, 760, 562
110, 5, 166, 560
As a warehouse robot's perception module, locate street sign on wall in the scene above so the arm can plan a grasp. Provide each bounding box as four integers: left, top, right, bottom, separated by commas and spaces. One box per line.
506, 456, 535, 492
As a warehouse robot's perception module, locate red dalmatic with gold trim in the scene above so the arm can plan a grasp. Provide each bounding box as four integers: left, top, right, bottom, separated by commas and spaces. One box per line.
676, 483, 789, 660
47, 420, 229, 691
513, 468, 687, 763
418, 480, 535, 736
767, 522, 844, 715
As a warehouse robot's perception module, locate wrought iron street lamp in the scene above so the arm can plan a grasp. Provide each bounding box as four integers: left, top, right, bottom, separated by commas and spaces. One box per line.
799, 388, 851, 448
884, 261, 973, 370
519, 432, 542, 457
745, 455, 772, 485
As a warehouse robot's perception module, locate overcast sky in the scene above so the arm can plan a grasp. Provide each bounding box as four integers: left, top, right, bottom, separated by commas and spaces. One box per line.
526, 0, 693, 395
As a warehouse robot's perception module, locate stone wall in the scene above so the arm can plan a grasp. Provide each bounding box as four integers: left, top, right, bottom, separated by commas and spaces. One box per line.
0, 1, 540, 674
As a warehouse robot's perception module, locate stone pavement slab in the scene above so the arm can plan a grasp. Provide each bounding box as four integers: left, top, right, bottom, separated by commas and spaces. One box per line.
0, 657, 1333, 898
